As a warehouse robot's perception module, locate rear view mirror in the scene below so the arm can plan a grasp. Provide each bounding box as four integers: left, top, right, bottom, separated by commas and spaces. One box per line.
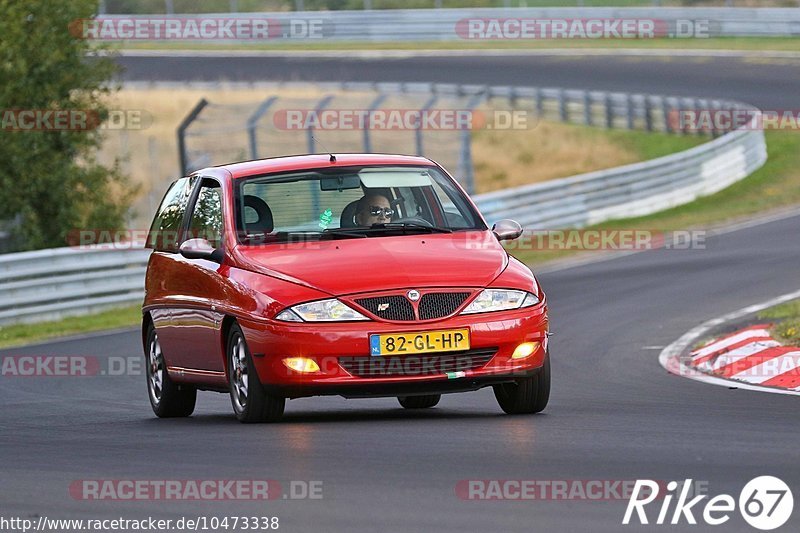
179, 238, 223, 263
492, 219, 523, 241
320, 175, 361, 191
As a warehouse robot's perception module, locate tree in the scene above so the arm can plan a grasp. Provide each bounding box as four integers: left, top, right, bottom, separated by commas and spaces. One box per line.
0, 0, 137, 251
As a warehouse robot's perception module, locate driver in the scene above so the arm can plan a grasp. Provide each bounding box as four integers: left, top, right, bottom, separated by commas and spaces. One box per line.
355, 193, 394, 226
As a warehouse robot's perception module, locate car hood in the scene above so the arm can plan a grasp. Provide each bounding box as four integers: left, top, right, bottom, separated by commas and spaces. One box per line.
232, 232, 508, 296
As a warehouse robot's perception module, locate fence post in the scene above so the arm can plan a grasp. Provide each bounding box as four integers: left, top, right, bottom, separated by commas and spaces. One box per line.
711, 99, 722, 138
645, 96, 654, 132
605, 93, 613, 129
306, 94, 334, 154
364, 92, 388, 153
663, 97, 673, 133
626, 94, 635, 130
177, 98, 208, 176
535, 87, 543, 118
247, 96, 278, 160
695, 98, 707, 136
583, 91, 592, 126
416, 93, 438, 156
459, 89, 487, 195
559, 89, 568, 122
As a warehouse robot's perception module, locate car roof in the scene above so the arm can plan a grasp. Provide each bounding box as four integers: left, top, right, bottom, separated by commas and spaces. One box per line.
196, 153, 437, 180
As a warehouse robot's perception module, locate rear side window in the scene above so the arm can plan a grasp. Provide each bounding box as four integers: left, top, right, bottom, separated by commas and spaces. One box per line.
188, 180, 223, 248
147, 177, 196, 252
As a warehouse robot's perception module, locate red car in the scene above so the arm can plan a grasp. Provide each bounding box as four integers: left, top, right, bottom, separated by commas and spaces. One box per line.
142, 154, 550, 422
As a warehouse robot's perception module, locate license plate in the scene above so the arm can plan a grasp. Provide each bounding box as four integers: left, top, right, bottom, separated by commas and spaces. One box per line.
370, 329, 470, 356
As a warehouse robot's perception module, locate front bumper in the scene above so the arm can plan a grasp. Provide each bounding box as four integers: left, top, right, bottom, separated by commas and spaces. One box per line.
238, 303, 548, 399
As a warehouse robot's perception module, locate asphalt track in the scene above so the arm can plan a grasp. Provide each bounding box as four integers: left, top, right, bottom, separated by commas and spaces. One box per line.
115, 52, 800, 109
1, 53, 799, 532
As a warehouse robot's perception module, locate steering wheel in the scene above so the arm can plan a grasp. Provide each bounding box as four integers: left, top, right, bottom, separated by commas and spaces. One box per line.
392, 216, 434, 227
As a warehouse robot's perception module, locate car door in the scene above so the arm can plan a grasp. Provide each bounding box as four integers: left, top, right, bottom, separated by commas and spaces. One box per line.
165, 177, 229, 374
145, 176, 197, 368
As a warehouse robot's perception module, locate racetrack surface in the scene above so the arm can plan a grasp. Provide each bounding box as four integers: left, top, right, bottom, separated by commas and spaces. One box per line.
115, 53, 800, 109
2, 212, 799, 532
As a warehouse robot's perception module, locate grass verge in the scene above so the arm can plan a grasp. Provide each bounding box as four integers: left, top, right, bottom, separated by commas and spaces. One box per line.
511, 130, 800, 265
0, 305, 141, 349
472, 121, 703, 193
758, 300, 800, 347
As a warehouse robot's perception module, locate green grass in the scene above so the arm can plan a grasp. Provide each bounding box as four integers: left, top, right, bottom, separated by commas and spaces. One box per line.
114, 37, 800, 52
0, 305, 141, 349
602, 127, 706, 160
510, 130, 800, 265
758, 300, 800, 347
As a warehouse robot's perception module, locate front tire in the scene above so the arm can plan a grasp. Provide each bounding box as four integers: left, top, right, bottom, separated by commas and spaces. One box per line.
227, 323, 285, 423
145, 322, 196, 418
493, 352, 550, 414
398, 394, 441, 409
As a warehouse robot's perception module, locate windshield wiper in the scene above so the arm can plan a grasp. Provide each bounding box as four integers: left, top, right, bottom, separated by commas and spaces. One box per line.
374, 222, 452, 234
319, 228, 369, 239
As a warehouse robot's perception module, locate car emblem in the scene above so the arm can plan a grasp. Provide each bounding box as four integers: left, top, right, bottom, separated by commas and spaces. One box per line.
378, 303, 390, 311
407, 290, 420, 301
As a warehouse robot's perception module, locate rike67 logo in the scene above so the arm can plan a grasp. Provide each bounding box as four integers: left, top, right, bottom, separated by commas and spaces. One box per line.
624, 477, 793, 530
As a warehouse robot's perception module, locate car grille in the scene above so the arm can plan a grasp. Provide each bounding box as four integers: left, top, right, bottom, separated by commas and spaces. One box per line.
418, 292, 470, 320
354, 295, 415, 321
338, 348, 497, 378
354, 291, 472, 321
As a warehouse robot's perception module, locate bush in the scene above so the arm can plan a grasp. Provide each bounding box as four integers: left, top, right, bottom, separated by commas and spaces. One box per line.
0, 0, 137, 251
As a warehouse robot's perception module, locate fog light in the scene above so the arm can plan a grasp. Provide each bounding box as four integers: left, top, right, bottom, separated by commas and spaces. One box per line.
282, 357, 320, 373
511, 342, 540, 360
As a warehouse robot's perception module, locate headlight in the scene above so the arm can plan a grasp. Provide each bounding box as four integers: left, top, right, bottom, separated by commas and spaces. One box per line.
460, 289, 539, 315
276, 299, 370, 322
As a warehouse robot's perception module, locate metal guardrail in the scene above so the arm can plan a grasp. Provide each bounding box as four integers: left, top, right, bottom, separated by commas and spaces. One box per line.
96, 8, 800, 40
0, 83, 767, 326
0, 246, 150, 325
474, 121, 766, 228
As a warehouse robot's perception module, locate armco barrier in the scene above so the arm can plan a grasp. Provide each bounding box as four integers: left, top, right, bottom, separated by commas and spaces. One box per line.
94, 8, 800, 40
0, 246, 150, 325
473, 121, 765, 228
0, 85, 767, 325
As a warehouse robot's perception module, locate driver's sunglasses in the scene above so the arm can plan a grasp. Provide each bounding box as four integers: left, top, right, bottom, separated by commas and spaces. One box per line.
369, 206, 394, 218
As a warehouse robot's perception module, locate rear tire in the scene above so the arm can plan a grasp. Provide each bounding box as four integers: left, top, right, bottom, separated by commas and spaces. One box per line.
227, 323, 285, 423
493, 352, 550, 414
145, 322, 196, 418
398, 394, 441, 409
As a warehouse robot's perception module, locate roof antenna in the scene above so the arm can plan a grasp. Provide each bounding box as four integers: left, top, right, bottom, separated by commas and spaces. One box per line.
311, 134, 336, 162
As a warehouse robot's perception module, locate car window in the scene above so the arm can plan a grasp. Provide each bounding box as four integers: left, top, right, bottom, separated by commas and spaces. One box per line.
188, 180, 223, 248
235, 165, 483, 244
147, 176, 197, 252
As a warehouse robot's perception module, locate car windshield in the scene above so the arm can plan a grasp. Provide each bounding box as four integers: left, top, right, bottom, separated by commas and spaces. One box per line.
234, 165, 485, 244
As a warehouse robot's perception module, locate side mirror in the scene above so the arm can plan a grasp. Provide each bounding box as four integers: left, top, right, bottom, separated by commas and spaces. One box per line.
492, 219, 523, 242
179, 238, 223, 263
